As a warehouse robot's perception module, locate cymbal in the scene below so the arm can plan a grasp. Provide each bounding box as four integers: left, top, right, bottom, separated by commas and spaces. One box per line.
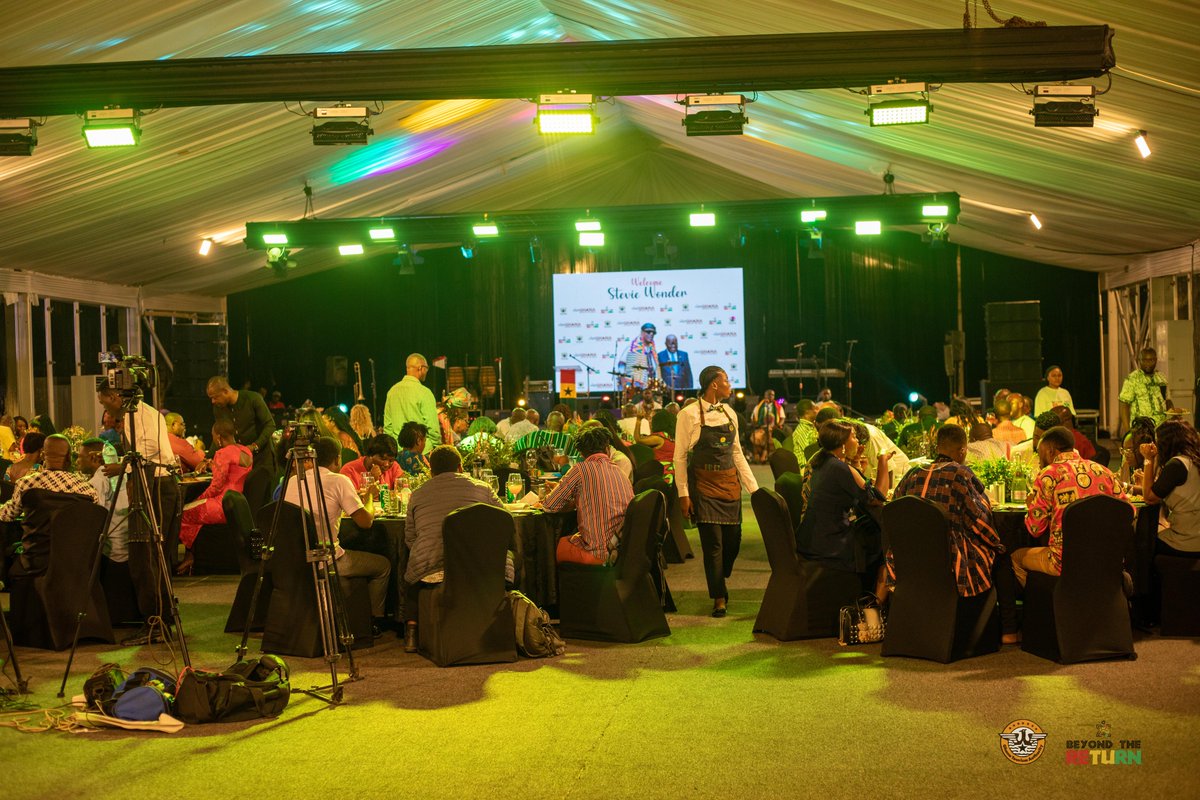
607, 371, 626, 378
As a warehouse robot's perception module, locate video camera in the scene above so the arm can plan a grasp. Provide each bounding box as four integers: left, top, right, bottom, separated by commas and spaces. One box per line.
284, 419, 319, 448
99, 346, 157, 407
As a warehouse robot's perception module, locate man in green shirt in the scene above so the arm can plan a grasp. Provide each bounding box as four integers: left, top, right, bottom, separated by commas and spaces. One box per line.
790, 399, 819, 460
1119, 347, 1174, 436
383, 353, 441, 454
206, 376, 277, 472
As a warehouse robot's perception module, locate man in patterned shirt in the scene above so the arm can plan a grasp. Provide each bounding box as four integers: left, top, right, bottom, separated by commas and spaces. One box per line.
888, 424, 1002, 598
540, 426, 633, 565
0, 434, 98, 576
791, 400, 819, 459
1012, 426, 1132, 585
1119, 347, 1174, 435
618, 323, 662, 390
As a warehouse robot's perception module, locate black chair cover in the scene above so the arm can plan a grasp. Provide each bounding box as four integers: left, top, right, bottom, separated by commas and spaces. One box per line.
417, 503, 518, 667
224, 491, 271, 633
634, 476, 692, 564
241, 466, 275, 516
768, 448, 801, 479
1155, 555, 1200, 637
629, 444, 655, 467
193, 491, 241, 575
880, 496, 1000, 662
632, 459, 665, 485
773, 472, 806, 538
750, 488, 860, 640
1022, 495, 1136, 663
9, 501, 114, 650
557, 490, 671, 643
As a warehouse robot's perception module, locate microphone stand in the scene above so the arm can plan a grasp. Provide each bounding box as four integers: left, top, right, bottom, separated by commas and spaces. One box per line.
564, 353, 600, 398
844, 339, 858, 412
793, 342, 806, 398
496, 356, 504, 410
820, 342, 831, 395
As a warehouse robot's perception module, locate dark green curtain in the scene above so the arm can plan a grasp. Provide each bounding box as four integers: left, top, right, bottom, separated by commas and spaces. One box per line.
227, 227, 1097, 414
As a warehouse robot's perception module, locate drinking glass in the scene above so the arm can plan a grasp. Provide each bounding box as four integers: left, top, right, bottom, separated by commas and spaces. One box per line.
507, 474, 525, 502
488, 475, 500, 497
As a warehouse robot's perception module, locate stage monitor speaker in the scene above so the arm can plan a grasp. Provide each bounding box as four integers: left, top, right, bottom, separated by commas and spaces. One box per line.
325, 356, 348, 387
985, 301, 1042, 382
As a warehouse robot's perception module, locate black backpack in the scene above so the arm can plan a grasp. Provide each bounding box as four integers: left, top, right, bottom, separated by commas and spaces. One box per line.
174, 655, 290, 723
508, 590, 566, 658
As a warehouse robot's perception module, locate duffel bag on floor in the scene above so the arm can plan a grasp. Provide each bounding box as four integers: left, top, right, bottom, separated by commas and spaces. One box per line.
174, 654, 290, 723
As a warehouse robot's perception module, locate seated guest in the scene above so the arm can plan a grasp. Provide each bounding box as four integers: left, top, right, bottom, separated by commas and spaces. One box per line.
617, 403, 639, 440
397, 422, 430, 476
1139, 419, 1200, 557
991, 397, 1027, 445
796, 420, 892, 599
502, 408, 538, 444
282, 436, 391, 623
943, 397, 979, 429
966, 421, 1011, 465
0, 434, 98, 577
77, 438, 129, 566
1118, 417, 1158, 489
349, 403, 376, 441
634, 409, 677, 465
29, 413, 57, 436
791, 400, 819, 458
526, 408, 541, 428
1011, 426, 1130, 585
1012, 394, 1036, 439
97, 410, 122, 449
513, 411, 578, 459
6, 431, 46, 482
176, 420, 254, 575
458, 416, 505, 454
888, 424, 1002, 602
540, 426, 634, 565
446, 408, 469, 445
897, 405, 938, 456
857, 418, 910, 486
324, 406, 362, 457
589, 412, 635, 481
7, 415, 28, 459
166, 412, 206, 472
749, 390, 786, 462
1053, 405, 1099, 463
1009, 411, 1061, 472
341, 433, 403, 494
402, 445, 513, 652
0, 415, 15, 461
495, 408, 519, 440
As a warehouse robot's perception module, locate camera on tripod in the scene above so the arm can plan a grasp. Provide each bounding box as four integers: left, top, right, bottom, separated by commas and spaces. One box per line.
284, 420, 319, 447
99, 346, 156, 404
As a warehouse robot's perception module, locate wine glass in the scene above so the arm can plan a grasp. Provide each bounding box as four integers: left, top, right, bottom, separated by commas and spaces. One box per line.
487, 475, 500, 497
506, 473, 525, 503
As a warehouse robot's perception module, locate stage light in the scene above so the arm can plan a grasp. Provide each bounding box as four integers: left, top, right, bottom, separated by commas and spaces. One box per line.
311, 105, 373, 145
800, 209, 827, 224
1029, 213, 1043, 230
866, 83, 930, 126
922, 204, 949, 218
0, 118, 37, 156
337, 403, 348, 413
855, 220, 882, 235
338, 244, 364, 256
575, 219, 602, 232
601, 394, 612, 403
263, 233, 288, 245
579, 231, 605, 247
535, 94, 595, 134
460, 244, 475, 259
681, 94, 748, 137
923, 222, 949, 247
735, 391, 745, 400
473, 222, 499, 237
528, 236, 543, 264
369, 227, 395, 240
82, 108, 140, 147
908, 391, 920, 404
198, 238, 213, 256
676, 394, 684, 403
689, 211, 716, 227
1030, 85, 1096, 127
265, 246, 295, 275
517, 397, 527, 407
1134, 130, 1151, 159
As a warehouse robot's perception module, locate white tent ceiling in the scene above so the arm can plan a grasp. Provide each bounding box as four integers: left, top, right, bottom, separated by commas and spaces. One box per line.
0, 1, 1197, 298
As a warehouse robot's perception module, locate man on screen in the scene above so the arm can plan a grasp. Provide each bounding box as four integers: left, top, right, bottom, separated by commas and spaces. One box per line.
617, 323, 662, 389
658, 334, 693, 392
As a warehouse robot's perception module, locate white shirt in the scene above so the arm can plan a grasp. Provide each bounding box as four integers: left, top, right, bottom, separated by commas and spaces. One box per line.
862, 422, 909, 485
1010, 439, 1040, 472
282, 466, 363, 554
495, 418, 512, 439
617, 417, 638, 440
1034, 386, 1075, 416
609, 447, 633, 481
1013, 415, 1036, 439
121, 403, 179, 476
91, 468, 129, 562
504, 419, 538, 444
672, 400, 758, 499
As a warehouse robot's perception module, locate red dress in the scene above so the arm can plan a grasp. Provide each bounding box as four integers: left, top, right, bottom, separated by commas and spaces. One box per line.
180, 443, 253, 548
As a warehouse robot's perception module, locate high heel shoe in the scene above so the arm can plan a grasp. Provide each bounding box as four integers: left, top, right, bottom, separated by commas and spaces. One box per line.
175, 552, 194, 576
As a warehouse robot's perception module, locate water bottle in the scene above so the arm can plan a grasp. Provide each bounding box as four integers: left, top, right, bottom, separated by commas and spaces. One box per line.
1011, 472, 1027, 504
397, 476, 412, 514
378, 486, 390, 515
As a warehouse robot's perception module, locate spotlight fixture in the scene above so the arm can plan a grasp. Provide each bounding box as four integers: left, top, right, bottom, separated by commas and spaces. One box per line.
262, 233, 289, 245
923, 222, 949, 247
265, 246, 296, 276
575, 219, 602, 232
680, 94, 748, 137
579, 231, 605, 247
517, 397, 527, 407
460, 242, 476, 259
394, 244, 420, 275
472, 221, 499, 237
338, 244, 364, 256
535, 93, 595, 134
1029, 213, 1043, 230
855, 220, 882, 235
866, 83, 930, 126
1030, 85, 1096, 127
198, 238, 213, 256
528, 236, 543, 264
369, 226, 395, 241
0, 118, 37, 156
1134, 130, 1151, 159
800, 209, 827, 224
311, 105, 373, 145
921, 204, 949, 218
83, 108, 141, 147
807, 229, 824, 260
689, 210, 716, 227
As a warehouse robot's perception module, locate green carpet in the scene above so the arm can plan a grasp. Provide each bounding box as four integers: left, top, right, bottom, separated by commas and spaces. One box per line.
3, 476, 1198, 798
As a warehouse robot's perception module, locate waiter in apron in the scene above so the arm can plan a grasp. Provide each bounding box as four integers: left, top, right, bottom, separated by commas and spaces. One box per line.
674, 366, 759, 617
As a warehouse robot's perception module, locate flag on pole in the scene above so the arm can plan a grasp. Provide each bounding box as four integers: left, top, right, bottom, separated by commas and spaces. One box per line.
431, 356, 447, 369
559, 369, 576, 399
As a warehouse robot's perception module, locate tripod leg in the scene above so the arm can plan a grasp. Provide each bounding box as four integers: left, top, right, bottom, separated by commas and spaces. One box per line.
131, 466, 191, 668
237, 459, 294, 661
0, 586, 28, 694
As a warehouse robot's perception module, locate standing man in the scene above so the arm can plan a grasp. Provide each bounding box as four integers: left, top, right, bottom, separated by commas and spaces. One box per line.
383, 353, 440, 453
618, 323, 662, 390
206, 376, 277, 472
658, 334, 693, 392
1119, 347, 1174, 436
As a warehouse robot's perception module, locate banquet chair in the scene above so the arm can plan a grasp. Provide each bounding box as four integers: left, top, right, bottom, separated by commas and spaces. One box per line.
773, 472, 806, 539
8, 501, 114, 650
1154, 555, 1200, 637
750, 489, 861, 640
629, 444, 655, 467
241, 466, 275, 516
880, 496, 1000, 662
632, 458, 665, 485
803, 442, 821, 461
557, 489, 671, 643
769, 448, 801, 479
259, 502, 374, 657
417, 503, 517, 666
100, 557, 142, 628
224, 491, 271, 633
1021, 495, 1136, 663
634, 476, 693, 563
192, 491, 241, 575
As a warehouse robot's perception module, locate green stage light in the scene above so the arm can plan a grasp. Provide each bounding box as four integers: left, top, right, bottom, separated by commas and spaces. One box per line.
369, 227, 395, 240
536, 109, 594, 134
922, 204, 949, 217
579, 232, 605, 247
800, 209, 827, 224
338, 244, 365, 256
83, 108, 141, 148
868, 99, 930, 126
689, 212, 716, 227
262, 233, 288, 245
855, 220, 882, 235
575, 219, 602, 232
473, 222, 499, 237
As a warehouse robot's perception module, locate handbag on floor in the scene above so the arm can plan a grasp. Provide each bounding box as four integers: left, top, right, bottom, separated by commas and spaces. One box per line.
838, 594, 886, 646
174, 655, 290, 723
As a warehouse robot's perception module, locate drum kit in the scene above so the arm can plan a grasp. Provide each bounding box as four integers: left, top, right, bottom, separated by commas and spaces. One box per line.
609, 365, 667, 404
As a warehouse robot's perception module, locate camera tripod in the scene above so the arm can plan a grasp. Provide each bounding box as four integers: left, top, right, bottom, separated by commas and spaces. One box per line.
237, 438, 360, 705
58, 436, 190, 697
0, 580, 28, 694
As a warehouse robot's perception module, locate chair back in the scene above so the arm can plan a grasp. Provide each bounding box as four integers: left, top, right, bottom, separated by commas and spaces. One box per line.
242, 466, 275, 514
632, 459, 665, 484
882, 496, 956, 595
43, 500, 113, 645
341, 448, 359, 467
615, 489, 664, 582
629, 443, 655, 466
256, 501, 314, 594
751, 488, 800, 576
773, 472, 806, 535
1059, 494, 1134, 592
769, 448, 800, 479
803, 442, 820, 460
440, 503, 513, 607
222, 490, 257, 572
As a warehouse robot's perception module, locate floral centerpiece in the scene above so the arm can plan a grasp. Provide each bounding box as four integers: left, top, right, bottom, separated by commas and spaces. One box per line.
972, 457, 1034, 488
457, 433, 514, 473
61, 425, 91, 455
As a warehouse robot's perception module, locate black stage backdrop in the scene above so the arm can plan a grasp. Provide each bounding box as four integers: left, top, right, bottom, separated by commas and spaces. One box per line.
227, 228, 1099, 414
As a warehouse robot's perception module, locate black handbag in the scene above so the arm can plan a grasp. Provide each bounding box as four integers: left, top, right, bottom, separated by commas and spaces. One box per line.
838, 594, 886, 646
174, 655, 290, 723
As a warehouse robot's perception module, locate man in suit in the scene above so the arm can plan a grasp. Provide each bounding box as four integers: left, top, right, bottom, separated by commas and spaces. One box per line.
658, 334, 693, 392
